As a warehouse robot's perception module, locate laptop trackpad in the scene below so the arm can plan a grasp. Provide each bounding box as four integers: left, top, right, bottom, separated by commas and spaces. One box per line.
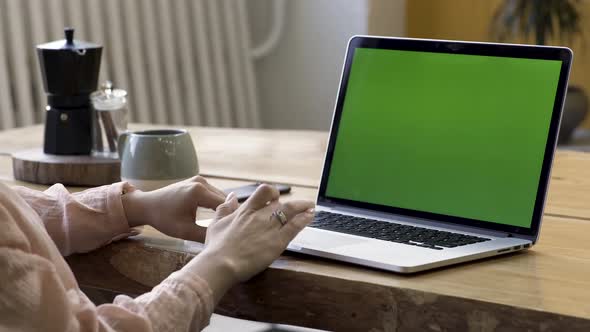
290, 228, 369, 251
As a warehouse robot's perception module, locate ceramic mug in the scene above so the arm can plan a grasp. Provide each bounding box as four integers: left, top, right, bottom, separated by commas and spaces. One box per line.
118, 129, 198, 191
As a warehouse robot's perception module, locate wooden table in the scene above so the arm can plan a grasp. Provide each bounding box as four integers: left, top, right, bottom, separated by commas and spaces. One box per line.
1, 125, 590, 331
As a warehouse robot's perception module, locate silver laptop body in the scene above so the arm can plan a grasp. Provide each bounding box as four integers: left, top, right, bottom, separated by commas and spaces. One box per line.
287, 36, 572, 273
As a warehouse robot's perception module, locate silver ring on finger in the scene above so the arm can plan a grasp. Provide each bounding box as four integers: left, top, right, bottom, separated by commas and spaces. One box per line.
271, 210, 288, 227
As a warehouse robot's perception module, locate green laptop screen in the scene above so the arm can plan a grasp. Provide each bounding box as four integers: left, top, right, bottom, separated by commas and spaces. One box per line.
325, 48, 562, 228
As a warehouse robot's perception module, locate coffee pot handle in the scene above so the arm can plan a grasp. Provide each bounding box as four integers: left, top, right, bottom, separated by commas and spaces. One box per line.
117, 132, 130, 159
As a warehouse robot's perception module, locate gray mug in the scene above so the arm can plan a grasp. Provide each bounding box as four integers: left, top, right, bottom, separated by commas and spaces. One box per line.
118, 129, 199, 191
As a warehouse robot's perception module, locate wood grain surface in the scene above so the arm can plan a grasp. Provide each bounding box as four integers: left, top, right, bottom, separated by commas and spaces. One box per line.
65, 230, 590, 332
12, 148, 121, 186
0, 124, 327, 187
2, 125, 590, 331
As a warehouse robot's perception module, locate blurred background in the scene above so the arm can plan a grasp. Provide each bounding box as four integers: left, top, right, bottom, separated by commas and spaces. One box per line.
0, 0, 587, 135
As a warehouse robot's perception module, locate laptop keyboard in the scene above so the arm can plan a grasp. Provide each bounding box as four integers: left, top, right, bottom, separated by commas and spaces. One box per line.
309, 211, 491, 250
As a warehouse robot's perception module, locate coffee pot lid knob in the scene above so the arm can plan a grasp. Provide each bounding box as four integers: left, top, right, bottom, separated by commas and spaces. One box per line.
65, 27, 74, 45
37, 26, 101, 50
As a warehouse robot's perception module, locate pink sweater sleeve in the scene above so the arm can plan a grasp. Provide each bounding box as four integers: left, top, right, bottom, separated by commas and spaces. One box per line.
1, 182, 215, 331
13, 183, 138, 256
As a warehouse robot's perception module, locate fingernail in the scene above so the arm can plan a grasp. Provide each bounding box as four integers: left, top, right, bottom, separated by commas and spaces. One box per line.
306, 208, 315, 214
226, 192, 235, 202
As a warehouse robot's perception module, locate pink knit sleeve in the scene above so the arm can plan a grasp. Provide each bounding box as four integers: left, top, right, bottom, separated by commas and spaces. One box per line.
102, 271, 215, 331
13, 183, 138, 256
0, 182, 215, 331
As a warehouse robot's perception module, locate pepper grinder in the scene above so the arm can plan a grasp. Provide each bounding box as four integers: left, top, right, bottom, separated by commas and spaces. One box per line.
37, 27, 102, 155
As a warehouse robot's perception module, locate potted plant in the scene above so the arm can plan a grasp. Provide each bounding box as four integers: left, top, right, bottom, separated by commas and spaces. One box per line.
491, 0, 588, 143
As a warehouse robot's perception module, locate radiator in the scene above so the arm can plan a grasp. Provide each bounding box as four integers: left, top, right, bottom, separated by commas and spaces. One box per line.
0, 0, 285, 129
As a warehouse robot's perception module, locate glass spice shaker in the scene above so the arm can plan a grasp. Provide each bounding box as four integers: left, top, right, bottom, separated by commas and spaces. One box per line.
90, 81, 128, 159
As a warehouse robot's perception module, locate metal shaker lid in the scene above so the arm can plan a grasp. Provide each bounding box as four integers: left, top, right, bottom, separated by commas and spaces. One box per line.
37, 27, 101, 51
91, 81, 127, 111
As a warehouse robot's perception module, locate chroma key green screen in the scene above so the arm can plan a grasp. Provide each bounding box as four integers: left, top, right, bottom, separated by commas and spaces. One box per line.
325, 48, 562, 228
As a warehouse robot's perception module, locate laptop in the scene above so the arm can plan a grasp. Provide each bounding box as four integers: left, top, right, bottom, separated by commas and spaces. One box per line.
287, 36, 572, 273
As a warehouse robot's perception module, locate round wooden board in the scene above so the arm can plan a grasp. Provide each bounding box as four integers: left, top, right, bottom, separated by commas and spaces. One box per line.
12, 148, 121, 186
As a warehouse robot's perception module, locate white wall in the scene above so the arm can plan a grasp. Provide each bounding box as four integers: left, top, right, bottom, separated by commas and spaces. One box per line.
249, 0, 369, 130
249, 0, 407, 130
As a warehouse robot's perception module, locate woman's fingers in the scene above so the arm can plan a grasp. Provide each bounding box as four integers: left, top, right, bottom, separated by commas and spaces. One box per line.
193, 183, 226, 209
264, 200, 315, 229
280, 200, 316, 220
215, 192, 239, 219
175, 222, 206, 242
190, 176, 227, 198
243, 184, 280, 210
280, 207, 315, 242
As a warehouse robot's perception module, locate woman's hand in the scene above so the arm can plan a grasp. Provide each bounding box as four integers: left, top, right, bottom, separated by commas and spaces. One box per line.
122, 176, 226, 242
204, 184, 315, 282
182, 184, 315, 305
124, 181, 314, 305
